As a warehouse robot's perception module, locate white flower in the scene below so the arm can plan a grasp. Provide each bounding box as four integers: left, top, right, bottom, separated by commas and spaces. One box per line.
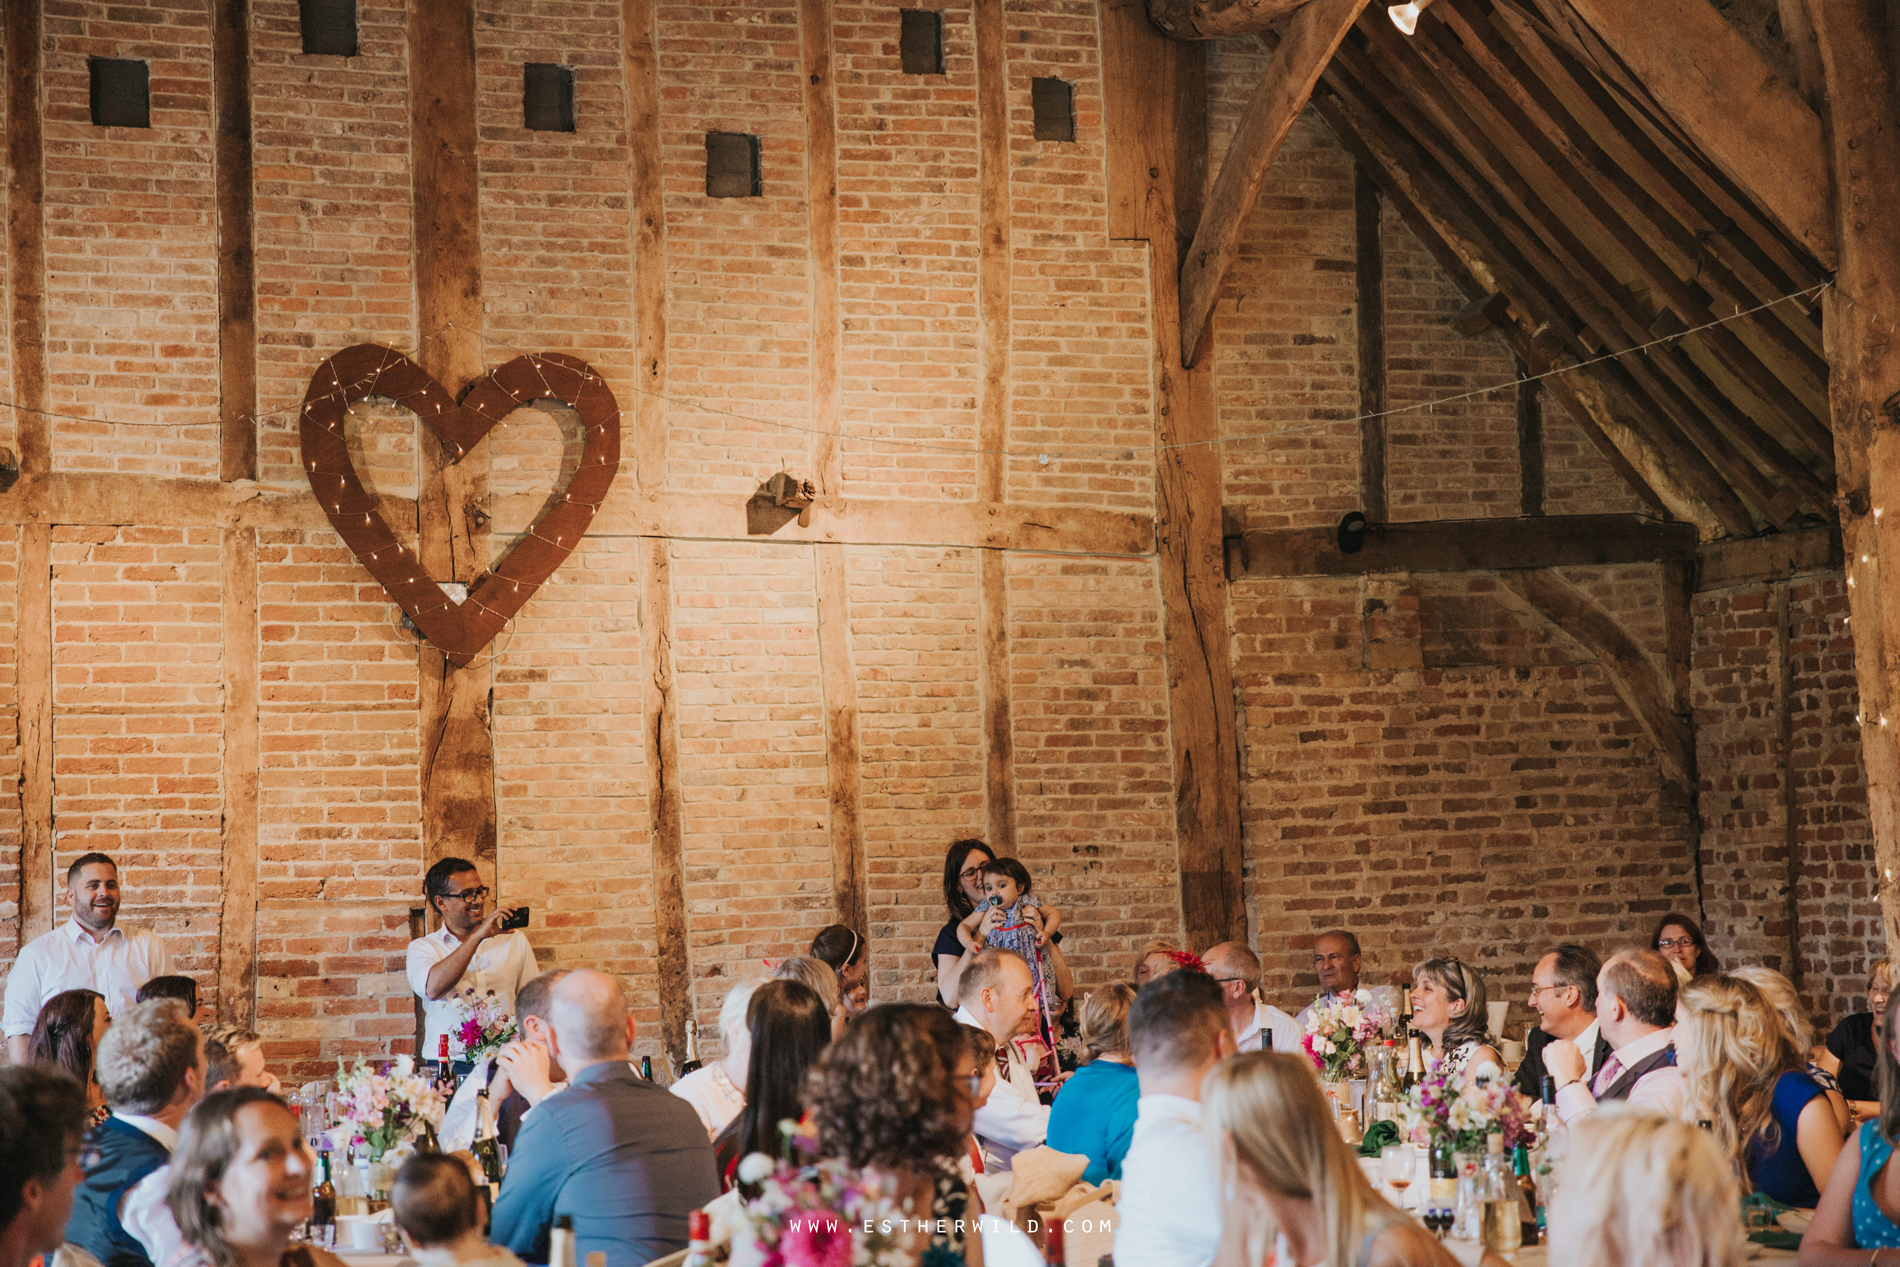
737, 1153, 775, 1185
1471, 1060, 1502, 1085
394, 1055, 414, 1077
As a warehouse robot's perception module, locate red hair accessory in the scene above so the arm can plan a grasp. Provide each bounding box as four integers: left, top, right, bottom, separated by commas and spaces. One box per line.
1166, 950, 1207, 974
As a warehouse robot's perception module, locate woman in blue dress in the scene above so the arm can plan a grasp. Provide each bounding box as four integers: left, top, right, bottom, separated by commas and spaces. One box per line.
1045, 984, 1139, 1184
1800, 989, 1900, 1264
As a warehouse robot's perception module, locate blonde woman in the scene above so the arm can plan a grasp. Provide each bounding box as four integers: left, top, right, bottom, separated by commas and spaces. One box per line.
1134, 941, 1186, 988
1818, 957, 1892, 1124
1678, 974, 1840, 1206
1547, 1109, 1744, 1267
1046, 984, 1138, 1183
1203, 1052, 1461, 1267
771, 955, 844, 1038
1730, 965, 1850, 1135
1411, 957, 1501, 1084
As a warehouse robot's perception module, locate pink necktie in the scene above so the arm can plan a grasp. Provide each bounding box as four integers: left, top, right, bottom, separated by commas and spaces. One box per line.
1591, 1053, 1623, 1097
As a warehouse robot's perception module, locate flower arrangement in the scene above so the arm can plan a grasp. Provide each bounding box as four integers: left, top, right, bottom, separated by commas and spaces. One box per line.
332, 1055, 447, 1161
1300, 989, 1399, 1081
446, 986, 518, 1062
1397, 1062, 1541, 1153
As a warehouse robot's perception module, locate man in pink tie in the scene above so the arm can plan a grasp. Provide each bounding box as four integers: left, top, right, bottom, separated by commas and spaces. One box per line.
1543, 948, 1687, 1124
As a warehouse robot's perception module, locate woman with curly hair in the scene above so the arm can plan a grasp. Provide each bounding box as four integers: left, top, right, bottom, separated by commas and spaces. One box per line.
1678, 974, 1839, 1207
1411, 957, 1500, 1084
798, 1003, 985, 1266
167, 1087, 345, 1267
28, 989, 110, 1125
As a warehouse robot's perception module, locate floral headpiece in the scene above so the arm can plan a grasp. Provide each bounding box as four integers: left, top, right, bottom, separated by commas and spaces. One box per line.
1166, 949, 1207, 974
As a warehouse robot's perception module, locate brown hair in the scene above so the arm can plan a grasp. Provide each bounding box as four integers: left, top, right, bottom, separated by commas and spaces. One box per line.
391, 1153, 481, 1248
1650, 912, 1722, 977
942, 839, 995, 922
167, 1088, 294, 1267
201, 1024, 262, 1090
1412, 957, 1491, 1050
1128, 970, 1227, 1072
805, 1003, 968, 1173
1600, 949, 1679, 1028
1874, 987, 1900, 1146
1080, 984, 1136, 1059
28, 989, 105, 1092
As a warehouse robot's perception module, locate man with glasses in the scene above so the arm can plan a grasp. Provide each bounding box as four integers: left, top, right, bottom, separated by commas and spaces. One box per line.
407, 858, 538, 1075
1513, 943, 1610, 1100
1202, 943, 1300, 1053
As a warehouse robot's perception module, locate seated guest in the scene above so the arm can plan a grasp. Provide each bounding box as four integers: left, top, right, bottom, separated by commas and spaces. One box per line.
392, 1153, 523, 1267
1799, 988, 1900, 1263
1678, 974, 1839, 1208
809, 925, 869, 1017
711, 981, 830, 1185
1205, 1052, 1460, 1267
490, 970, 717, 1267
164, 1088, 341, 1267
1203, 943, 1300, 1054
1, 1064, 92, 1267
1651, 912, 1722, 980
1733, 966, 1850, 1134
1133, 942, 1186, 990
28, 991, 110, 1126
132, 980, 208, 1029
1819, 957, 1891, 1126
1114, 969, 1232, 1267
406, 859, 537, 1074
956, 1024, 998, 1188
952, 950, 1048, 1172
770, 957, 842, 1038
1410, 957, 1501, 1082
1515, 944, 1609, 1101
1546, 949, 1686, 1124
1046, 984, 1139, 1184
796, 1003, 980, 1266
1294, 930, 1397, 1029
668, 978, 759, 1140
1547, 1110, 1743, 1267
442, 971, 570, 1155
68, 1000, 204, 1267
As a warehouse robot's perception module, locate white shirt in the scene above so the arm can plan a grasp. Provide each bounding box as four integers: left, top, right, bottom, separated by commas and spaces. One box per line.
1114, 1094, 1222, 1267
954, 1005, 1050, 1171
404, 927, 539, 1058
1554, 1024, 1686, 1124
2, 919, 171, 1037
670, 1062, 745, 1139
1235, 999, 1303, 1055
436, 1056, 579, 1153
123, 1164, 181, 1267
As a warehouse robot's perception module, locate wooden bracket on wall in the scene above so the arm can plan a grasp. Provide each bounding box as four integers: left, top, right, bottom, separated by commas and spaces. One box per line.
1232, 513, 1696, 578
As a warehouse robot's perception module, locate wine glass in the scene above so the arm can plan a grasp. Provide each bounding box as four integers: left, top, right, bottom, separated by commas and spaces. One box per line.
1381, 1142, 1415, 1202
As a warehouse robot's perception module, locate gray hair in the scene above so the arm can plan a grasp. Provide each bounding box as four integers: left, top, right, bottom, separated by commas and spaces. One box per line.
772, 956, 840, 1015
97, 999, 201, 1115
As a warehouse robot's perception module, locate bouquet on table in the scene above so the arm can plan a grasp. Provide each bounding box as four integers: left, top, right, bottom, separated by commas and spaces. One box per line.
333, 1055, 448, 1161
1397, 1062, 1542, 1154
446, 986, 518, 1063
1300, 989, 1401, 1082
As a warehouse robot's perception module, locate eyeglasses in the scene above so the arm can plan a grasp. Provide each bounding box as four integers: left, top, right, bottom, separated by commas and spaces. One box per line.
1208, 976, 1248, 988
1527, 984, 1567, 999
1656, 938, 1697, 951
442, 886, 490, 904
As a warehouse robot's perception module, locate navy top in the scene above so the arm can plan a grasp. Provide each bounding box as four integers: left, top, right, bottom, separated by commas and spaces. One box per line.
1748, 1070, 1827, 1207
1045, 1059, 1139, 1185
66, 1116, 169, 1267
1853, 1121, 1900, 1247
934, 919, 965, 961
491, 1060, 721, 1267
1830, 1012, 1881, 1102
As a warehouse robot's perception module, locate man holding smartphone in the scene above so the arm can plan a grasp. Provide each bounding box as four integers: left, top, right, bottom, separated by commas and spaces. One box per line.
406, 857, 539, 1074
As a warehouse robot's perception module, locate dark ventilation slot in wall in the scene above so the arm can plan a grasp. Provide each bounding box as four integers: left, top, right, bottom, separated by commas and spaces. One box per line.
1031, 76, 1075, 142
89, 59, 150, 128
524, 64, 576, 132
899, 10, 944, 75
298, 0, 358, 56
706, 132, 761, 198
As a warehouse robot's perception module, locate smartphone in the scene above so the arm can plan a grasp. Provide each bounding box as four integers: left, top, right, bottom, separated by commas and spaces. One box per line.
500, 907, 531, 931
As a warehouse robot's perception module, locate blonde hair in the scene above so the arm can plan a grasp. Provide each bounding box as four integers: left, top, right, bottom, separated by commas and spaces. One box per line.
1080, 984, 1135, 1059
1412, 956, 1490, 1050
1676, 975, 1800, 1190
1203, 1053, 1400, 1267
1872, 958, 1893, 992
1726, 966, 1812, 1053
1134, 941, 1183, 982
717, 977, 765, 1047
1548, 1109, 1743, 1267
772, 956, 840, 1015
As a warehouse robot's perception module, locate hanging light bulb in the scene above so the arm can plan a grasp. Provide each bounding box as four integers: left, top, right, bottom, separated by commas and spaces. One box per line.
1388, 0, 1435, 34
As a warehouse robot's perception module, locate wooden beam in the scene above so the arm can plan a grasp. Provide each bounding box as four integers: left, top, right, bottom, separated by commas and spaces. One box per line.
801, 0, 843, 495
1775, 579, 1802, 984
1179, 0, 1369, 366
1354, 165, 1386, 523
16, 524, 49, 942
1563, 0, 1836, 271
814, 545, 866, 936
979, 549, 1014, 847
1104, 0, 1205, 242
4, 0, 44, 476
1103, 4, 1242, 952
217, 527, 259, 1027
1148, 0, 1309, 41
408, 0, 493, 879
1233, 513, 1695, 578
1693, 525, 1841, 591
637, 538, 692, 1069
212, 0, 257, 482
1517, 371, 1542, 516
623, 0, 666, 489
975, 0, 1010, 500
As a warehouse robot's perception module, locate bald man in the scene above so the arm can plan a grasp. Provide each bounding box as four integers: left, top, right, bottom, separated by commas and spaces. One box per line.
490, 970, 717, 1267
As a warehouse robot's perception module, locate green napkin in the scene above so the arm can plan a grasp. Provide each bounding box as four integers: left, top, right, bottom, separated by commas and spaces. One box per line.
1742, 1191, 1803, 1249
1357, 1120, 1402, 1157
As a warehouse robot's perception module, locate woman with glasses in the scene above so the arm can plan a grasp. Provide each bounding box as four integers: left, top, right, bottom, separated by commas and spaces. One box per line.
711, 979, 831, 1187
935, 840, 996, 1008
1411, 957, 1501, 1085
1819, 958, 1893, 1128
1650, 912, 1722, 981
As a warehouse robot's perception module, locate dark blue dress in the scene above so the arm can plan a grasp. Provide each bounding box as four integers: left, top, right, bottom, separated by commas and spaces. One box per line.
1748, 1069, 1827, 1207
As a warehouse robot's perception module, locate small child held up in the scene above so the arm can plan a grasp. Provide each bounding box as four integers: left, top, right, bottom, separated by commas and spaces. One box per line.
958, 856, 1070, 1003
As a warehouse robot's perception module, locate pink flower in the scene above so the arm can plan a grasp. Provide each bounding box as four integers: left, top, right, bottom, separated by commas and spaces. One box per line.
778, 1214, 852, 1267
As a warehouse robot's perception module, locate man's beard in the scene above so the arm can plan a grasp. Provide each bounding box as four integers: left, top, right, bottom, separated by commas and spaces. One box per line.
74, 901, 116, 932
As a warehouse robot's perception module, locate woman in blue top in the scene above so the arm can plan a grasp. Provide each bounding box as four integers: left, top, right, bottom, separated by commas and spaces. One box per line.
1045, 983, 1139, 1185
1801, 989, 1900, 1264
1678, 974, 1840, 1209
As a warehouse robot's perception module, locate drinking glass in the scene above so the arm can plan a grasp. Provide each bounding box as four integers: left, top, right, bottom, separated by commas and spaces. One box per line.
1381, 1143, 1415, 1199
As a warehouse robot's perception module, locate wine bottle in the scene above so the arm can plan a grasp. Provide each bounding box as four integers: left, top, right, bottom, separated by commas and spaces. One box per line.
678, 1024, 702, 1078
309, 1150, 336, 1245
640, 1055, 654, 1081
683, 1210, 715, 1267
1427, 1133, 1457, 1236
1042, 1214, 1066, 1266
550, 1215, 577, 1267
1404, 1036, 1424, 1090
470, 1089, 503, 1203
1513, 1143, 1540, 1246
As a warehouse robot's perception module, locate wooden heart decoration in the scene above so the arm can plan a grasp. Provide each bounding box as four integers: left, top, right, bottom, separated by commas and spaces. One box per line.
299, 344, 621, 668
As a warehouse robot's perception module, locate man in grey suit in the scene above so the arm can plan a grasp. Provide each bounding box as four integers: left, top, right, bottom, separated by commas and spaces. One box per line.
491, 970, 719, 1267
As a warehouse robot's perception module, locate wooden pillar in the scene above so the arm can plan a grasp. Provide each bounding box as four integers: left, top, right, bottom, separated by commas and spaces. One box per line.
218, 528, 259, 1025
7, 0, 51, 942
980, 549, 1014, 847
1517, 371, 1544, 517
408, 0, 494, 883
800, 0, 843, 495
1354, 166, 1386, 522
974, 0, 1010, 502
815, 546, 866, 935
1811, 2, 1900, 960
212, 0, 256, 483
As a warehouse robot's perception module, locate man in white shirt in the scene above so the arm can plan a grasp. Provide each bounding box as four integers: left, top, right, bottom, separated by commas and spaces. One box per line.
4, 854, 171, 1065
1515, 943, 1607, 1100
952, 949, 1049, 1172
1544, 948, 1686, 1123
1114, 969, 1235, 1267
1204, 943, 1301, 1054
406, 858, 539, 1071
1292, 929, 1395, 1030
